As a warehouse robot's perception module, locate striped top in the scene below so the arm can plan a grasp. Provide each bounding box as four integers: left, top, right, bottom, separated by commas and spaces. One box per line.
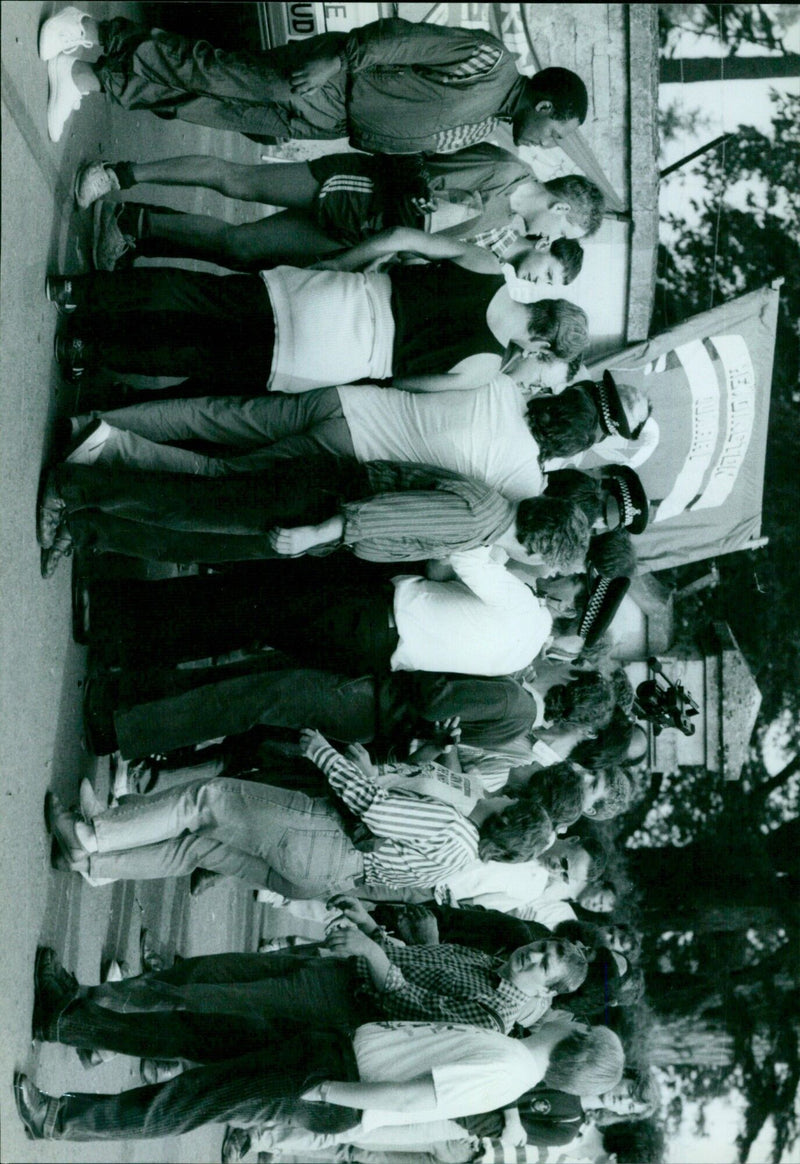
306, 738, 480, 887
342, 461, 516, 562
435, 117, 501, 153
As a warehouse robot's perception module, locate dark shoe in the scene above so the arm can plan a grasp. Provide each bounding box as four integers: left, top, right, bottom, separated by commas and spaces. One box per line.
13, 1073, 50, 1140
44, 791, 86, 865
54, 330, 94, 382
190, 868, 224, 898
221, 1125, 252, 1164
40, 526, 73, 579
36, 470, 65, 550
32, 947, 78, 1039
71, 556, 90, 644
45, 274, 78, 312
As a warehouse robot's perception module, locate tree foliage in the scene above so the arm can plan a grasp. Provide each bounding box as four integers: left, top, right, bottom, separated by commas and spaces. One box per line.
659, 4, 795, 56
654, 90, 800, 725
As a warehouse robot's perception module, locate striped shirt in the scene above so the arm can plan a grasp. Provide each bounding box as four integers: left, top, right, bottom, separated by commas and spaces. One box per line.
307, 739, 480, 887
433, 42, 504, 81
356, 940, 541, 1033
342, 461, 516, 562
435, 117, 501, 153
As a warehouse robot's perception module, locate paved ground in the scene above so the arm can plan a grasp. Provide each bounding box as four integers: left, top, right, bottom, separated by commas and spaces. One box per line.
0, 4, 337, 1160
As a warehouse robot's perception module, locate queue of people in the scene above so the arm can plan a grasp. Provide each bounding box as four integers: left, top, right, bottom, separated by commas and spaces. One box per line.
16, 9, 664, 1163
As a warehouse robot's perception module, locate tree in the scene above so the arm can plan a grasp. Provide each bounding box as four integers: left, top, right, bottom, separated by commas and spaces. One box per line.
654, 90, 800, 724
659, 4, 796, 56
616, 751, 800, 1159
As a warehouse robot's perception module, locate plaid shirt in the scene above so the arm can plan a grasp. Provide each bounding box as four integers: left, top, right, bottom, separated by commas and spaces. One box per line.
471, 222, 524, 259
307, 739, 480, 887
356, 940, 548, 1033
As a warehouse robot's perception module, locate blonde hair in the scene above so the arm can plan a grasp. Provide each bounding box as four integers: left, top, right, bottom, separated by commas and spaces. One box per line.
545, 1026, 624, 1095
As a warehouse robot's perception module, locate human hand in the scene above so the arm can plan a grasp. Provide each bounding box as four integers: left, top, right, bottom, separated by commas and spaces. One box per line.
327, 893, 376, 932
299, 728, 328, 758
325, 924, 380, 959
345, 742, 378, 780
395, 904, 439, 946
268, 525, 319, 557
290, 52, 342, 95
432, 715, 461, 749
300, 1080, 331, 1102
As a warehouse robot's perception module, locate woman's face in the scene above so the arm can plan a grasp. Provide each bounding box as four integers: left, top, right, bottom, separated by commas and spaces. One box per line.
601, 1079, 649, 1117
578, 885, 616, 913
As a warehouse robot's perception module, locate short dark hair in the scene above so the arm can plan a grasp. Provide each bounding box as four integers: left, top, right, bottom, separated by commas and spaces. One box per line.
529, 67, 589, 125
587, 528, 638, 578
527, 300, 589, 363
550, 237, 583, 284
523, 761, 586, 829
478, 800, 554, 863
545, 175, 605, 235
592, 767, 633, 820
546, 468, 603, 523
601, 1118, 666, 1163
544, 670, 615, 731
516, 496, 590, 573
571, 706, 636, 770
571, 831, 609, 882
526, 386, 598, 460
548, 937, 589, 993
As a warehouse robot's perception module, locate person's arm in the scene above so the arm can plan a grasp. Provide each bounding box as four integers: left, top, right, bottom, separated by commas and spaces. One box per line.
302, 1075, 437, 1111
447, 547, 534, 607
312, 227, 497, 274
299, 728, 387, 817
393, 353, 503, 394
500, 1106, 528, 1148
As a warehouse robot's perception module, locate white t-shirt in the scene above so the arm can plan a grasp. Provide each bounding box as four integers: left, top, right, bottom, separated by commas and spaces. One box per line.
353, 1021, 541, 1131
339, 376, 543, 503
260, 268, 395, 393
439, 858, 549, 911
391, 547, 553, 676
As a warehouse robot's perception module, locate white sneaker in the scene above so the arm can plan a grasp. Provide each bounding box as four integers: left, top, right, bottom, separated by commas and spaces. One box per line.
75, 161, 121, 210
39, 7, 94, 61
47, 55, 84, 143
65, 418, 112, 465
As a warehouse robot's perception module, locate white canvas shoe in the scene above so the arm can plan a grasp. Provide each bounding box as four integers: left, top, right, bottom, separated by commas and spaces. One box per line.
75, 160, 121, 209
47, 55, 84, 143
39, 7, 94, 60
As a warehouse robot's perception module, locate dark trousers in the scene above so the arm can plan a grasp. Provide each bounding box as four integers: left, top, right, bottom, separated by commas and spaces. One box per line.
50, 954, 368, 1060
44, 1031, 360, 1140
68, 268, 274, 381
97, 17, 349, 140
57, 456, 369, 563
79, 557, 398, 673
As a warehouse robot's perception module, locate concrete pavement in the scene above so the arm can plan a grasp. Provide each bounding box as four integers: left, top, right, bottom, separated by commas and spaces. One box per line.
0, 4, 339, 1159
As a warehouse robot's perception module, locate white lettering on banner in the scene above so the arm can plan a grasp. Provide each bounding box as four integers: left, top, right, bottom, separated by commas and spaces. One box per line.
691, 335, 756, 511
653, 340, 720, 523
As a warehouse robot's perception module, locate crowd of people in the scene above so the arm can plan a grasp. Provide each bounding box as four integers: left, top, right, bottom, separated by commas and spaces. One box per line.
17, 9, 668, 1163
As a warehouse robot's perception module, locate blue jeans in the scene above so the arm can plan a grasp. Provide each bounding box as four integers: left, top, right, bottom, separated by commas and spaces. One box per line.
89, 778, 364, 896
